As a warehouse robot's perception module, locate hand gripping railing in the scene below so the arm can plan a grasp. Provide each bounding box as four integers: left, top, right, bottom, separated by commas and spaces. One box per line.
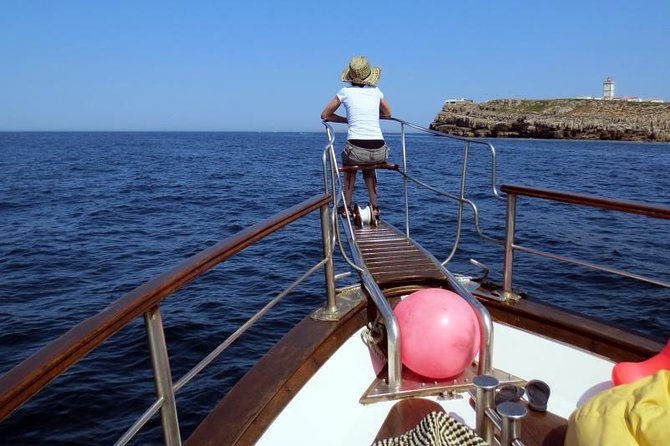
0, 194, 335, 445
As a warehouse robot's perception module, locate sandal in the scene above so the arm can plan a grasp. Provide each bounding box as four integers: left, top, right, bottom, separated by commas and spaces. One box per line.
525, 380, 550, 412
495, 384, 524, 405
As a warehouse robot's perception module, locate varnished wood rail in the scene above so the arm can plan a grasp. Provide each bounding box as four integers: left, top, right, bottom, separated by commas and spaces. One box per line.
0, 193, 331, 422
501, 184, 670, 219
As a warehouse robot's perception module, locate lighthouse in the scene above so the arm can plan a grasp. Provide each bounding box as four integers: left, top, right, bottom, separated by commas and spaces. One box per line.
603, 76, 615, 100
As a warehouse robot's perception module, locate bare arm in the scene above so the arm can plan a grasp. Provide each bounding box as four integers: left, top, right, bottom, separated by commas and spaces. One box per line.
380, 98, 392, 118
321, 96, 348, 123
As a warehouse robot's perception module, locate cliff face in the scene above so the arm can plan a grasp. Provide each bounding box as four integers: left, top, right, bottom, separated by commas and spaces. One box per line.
430, 99, 670, 141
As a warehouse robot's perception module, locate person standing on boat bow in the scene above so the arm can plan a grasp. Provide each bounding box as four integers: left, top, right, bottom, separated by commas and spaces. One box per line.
321, 56, 392, 218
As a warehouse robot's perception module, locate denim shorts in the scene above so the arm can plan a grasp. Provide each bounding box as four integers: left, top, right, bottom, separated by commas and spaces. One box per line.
342, 141, 389, 165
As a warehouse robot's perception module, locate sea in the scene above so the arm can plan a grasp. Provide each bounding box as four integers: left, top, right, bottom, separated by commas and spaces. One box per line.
1, 131, 669, 444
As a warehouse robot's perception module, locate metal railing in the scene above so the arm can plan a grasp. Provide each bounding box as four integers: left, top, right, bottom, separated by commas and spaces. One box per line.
501, 184, 670, 295
321, 125, 404, 388
321, 116, 670, 391
324, 117, 670, 296
473, 375, 526, 446
322, 117, 505, 264
321, 119, 499, 389
386, 117, 505, 259
0, 194, 335, 445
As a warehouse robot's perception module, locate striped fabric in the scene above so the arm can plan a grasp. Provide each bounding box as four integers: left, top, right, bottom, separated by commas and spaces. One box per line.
372, 411, 487, 446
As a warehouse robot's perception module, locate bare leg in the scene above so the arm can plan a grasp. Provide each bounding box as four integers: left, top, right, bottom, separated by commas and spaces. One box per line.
362, 169, 378, 208
344, 170, 357, 208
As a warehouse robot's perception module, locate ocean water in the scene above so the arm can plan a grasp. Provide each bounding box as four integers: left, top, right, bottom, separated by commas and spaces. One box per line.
0, 131, 668, 444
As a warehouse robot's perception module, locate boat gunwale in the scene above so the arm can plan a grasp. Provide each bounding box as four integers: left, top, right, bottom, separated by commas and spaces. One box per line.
185, 292, 369, 445
186, 278, 664, 445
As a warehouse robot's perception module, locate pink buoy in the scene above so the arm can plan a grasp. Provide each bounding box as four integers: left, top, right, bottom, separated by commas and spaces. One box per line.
394, 288, 480, 379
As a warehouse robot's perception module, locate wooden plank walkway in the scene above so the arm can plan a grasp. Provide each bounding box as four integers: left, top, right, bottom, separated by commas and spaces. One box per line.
353, 221, 448, 287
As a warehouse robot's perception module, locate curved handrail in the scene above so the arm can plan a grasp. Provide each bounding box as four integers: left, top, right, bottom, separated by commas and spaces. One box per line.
383, 117, 506, 264
384, 116, 504, 200
323, 116, 506, 265
321, 116, 668, 372
321, 118, 495, 387
321, 120, 366, 274
321, 120, 402, 388
402, 173, 504, 246
0, 194, 331, 423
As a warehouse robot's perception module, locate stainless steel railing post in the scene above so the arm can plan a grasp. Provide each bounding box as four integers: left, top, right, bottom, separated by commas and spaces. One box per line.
443, 270, 493, 375
503, 193, 517, 295
400, 122, 410, 237
144, 306, 182, 446
443, 141, 470, 265
320, 203, 337, 314
360, 273, 402, 390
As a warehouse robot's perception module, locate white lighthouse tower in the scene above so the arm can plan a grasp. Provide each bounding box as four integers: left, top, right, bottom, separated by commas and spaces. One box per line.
603, 76, 615, 100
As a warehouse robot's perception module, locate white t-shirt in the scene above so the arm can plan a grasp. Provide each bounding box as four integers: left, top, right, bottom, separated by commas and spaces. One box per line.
336, 86, 384, 140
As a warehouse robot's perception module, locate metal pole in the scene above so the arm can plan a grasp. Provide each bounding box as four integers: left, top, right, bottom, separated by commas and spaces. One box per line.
401, 123, 410, 237
144, 306, 181, 446
320, 203, 337, 314
503, 193, 517, 296
361, 273, 402, 390
443, 141, 470, 265
473, 375, 498, 445
446, 273, 493, 376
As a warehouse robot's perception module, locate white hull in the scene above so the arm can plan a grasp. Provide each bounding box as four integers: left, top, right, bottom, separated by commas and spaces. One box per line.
258, 321, 614, 445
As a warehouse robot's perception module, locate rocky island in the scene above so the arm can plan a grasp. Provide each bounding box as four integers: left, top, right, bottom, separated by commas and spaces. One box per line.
430, 99, 670, 141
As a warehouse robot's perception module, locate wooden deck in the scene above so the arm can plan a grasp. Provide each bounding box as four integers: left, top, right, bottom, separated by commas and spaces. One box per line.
353, 222, 448, 287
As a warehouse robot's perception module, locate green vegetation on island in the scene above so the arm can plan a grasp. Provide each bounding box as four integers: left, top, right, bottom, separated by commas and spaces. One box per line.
430, 99, 670, 141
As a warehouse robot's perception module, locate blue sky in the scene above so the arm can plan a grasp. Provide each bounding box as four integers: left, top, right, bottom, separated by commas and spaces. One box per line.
1, 0, 668, 131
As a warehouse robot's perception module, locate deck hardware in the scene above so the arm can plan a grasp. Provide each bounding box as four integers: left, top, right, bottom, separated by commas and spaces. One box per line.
469, 259, 489, 282
497, 401, 527, 446
453, 260, 489, 292
311, 285, 365, 321
473, 375, 498, 445
438, 390, 464, 400
360, 363, 523, 404
473, 375, 527, 446
493, 289, 522, 302
334, 271, 352, 281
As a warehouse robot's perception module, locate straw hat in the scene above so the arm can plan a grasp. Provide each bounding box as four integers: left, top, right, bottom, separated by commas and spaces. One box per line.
340, 56, 381, 86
